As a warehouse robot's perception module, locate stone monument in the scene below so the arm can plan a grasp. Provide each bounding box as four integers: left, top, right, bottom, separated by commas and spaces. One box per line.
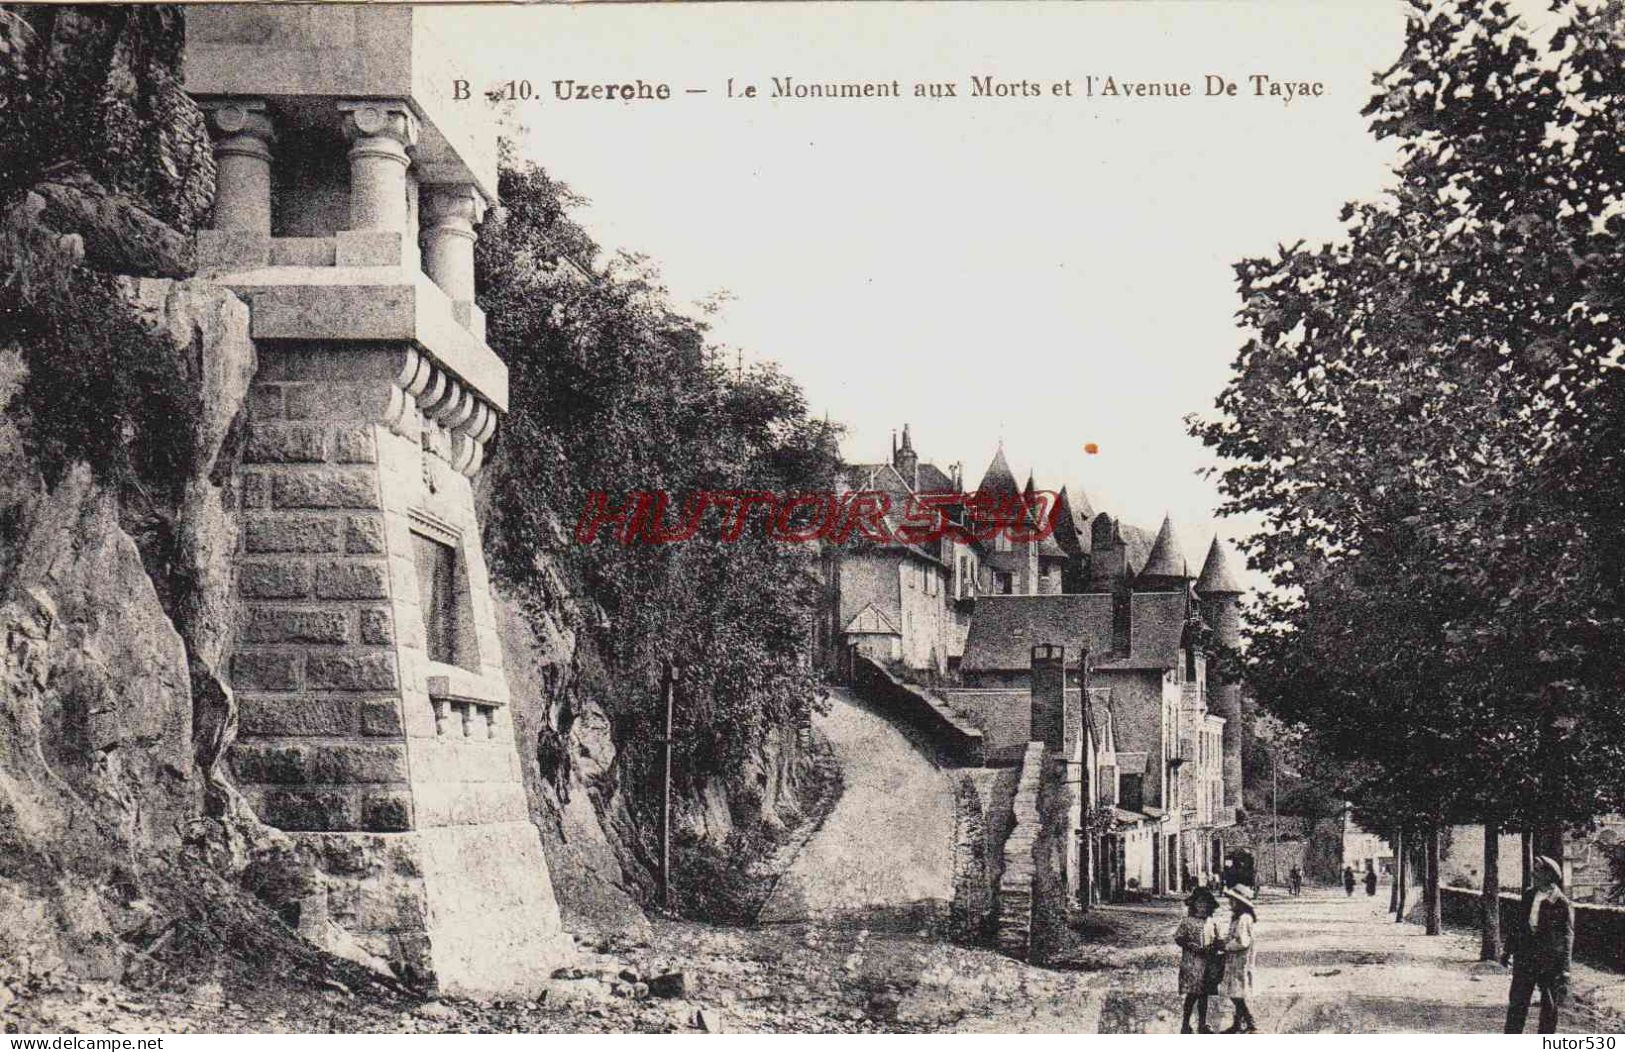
185, 4, 573, 994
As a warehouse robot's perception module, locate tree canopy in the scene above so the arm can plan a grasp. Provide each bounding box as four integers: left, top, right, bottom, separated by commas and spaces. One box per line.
1191, 0, 1625, 846
474, 159, 843, 808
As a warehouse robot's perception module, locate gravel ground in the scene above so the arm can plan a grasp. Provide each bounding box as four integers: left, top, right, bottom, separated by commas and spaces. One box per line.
757, 689, 956, 930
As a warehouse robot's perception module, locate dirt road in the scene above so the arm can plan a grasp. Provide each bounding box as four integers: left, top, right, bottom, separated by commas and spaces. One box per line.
756, 689, 957, 931
1051, 886, 1625, 1034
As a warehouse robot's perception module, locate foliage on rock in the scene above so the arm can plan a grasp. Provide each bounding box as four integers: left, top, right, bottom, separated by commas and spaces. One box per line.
1190, 0, 1625, 847
475, 160, 842, 904
0, 5, 213, 496
0, 5, 214, 236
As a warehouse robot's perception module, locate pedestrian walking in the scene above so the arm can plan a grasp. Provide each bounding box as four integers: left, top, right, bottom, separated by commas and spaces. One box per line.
1220, 883, 1260, 1033
1343, 865, 1356, 897
1289, 865, 1302, 897
1503, 855, 1574, 1034
1174, 887, 1223, 1033
1363, 863, 1378, 897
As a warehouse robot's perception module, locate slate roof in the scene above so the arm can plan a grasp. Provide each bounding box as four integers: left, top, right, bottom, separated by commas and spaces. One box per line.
915, 462, 956, 493
984, 549, 1030, 574
1138, 515, 1192, 582
1120, 521, 1157, 575
974, 446, 1021, 498
1196, 536, 1246, 595
960, 592, 1191, 672
1053, 486, 1094, 556
838, 463, 945, 565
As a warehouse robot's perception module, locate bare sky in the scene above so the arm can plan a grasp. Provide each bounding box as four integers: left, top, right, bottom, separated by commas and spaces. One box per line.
435, 1, 1425, 570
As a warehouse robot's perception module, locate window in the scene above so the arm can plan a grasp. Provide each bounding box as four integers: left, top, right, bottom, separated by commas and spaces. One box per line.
1120, 773, 1144, 812
414, 532, 461, 665
411, 516, 478, 672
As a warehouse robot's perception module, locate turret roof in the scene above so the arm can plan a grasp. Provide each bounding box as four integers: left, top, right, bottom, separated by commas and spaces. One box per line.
1196, 536, 1246, 595
1137, 514, 1191, 581
975, 445, 1021, 498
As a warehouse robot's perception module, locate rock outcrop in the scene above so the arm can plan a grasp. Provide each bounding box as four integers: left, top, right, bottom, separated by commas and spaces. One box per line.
0, 277, 259, 980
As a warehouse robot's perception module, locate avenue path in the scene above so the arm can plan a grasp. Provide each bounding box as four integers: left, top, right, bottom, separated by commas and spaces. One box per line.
756, 688, 957, 932
979, 884, 1625, 1034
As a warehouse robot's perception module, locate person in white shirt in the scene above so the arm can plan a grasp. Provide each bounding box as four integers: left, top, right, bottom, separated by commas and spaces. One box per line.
1502, 855, 1573, 1034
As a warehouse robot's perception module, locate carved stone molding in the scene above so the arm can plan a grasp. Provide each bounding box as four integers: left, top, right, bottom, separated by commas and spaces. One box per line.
386, 347, 498, 477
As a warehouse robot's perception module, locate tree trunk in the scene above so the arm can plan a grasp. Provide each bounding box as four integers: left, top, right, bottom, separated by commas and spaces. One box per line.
1391, 832, 1404, 910
1481, 821, 1502, 960
1395, 831, 1408, 923
1534, 824, 1566, 883
1424, 826, 1442, 936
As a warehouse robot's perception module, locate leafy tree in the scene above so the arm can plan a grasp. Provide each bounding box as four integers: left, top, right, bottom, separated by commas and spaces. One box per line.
1191, 0, 1625, 944
474, 160, 842, 909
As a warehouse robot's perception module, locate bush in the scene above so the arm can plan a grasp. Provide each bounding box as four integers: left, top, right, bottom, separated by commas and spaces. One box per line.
2, 263, 199, 493
474, 160, 842, 907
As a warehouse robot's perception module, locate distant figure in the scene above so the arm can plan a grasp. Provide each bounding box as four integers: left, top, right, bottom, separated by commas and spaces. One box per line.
1174, 888, 1223, 1033
1363, 863, 1378, 897
1288, 866, 1303, 897
1503, 855, 1574, 1034
1220, 884, 1260, 1033
1343, 865, 1356, 897
1221, 858, 1238, 889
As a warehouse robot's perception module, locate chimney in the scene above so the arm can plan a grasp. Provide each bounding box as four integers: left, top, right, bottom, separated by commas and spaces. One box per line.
1030, 643, 1065, 748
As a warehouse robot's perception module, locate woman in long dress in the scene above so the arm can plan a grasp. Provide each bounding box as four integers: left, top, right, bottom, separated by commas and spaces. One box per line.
1221, 883, 1259, 1033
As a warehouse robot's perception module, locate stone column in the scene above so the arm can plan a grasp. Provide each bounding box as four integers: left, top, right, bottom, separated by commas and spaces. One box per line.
420, 185, 484, 303
205, 101, 275, 234
338, 102, 419, 232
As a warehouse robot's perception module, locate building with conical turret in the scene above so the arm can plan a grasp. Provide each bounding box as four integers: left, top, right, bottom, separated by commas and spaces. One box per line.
946, 500, 1244, 899
1197, 536, 1247, 810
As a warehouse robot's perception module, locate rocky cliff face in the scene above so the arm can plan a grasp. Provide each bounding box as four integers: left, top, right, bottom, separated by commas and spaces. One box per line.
495, 577, 817, 936
0, 276, 261, 980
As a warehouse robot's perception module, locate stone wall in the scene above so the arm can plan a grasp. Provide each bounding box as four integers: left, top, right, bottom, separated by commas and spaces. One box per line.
226, 341, 571, 993
851, 655, 983, 766
1029, 741, 1073, 965
230, 347, 414, 836
995, 742, 1044, 960
1438, 887, 1625, 972
950, 770, 997, 944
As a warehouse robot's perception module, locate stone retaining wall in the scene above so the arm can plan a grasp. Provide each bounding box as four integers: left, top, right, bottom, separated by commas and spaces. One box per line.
851, 655, 984, 766
995, 742, 1044, 959
1438, 887, 1625, 972
950, 771, 995, 944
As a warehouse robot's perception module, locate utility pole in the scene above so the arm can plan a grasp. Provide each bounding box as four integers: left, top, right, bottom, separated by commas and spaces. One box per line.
657, 661, 679, 911
1079, 648, 1093, 911
1270, 749, 1280, 888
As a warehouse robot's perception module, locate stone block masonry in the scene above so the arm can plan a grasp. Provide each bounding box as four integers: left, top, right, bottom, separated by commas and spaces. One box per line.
227, 343, 570, 992
995, 742, 1044, 960
194, 4, 570, 992
232, 358, 411, 834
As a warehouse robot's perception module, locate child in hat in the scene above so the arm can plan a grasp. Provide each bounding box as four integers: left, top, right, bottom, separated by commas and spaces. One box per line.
1221, 883, 1260, 1033
1174, 887, 1223, 1033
